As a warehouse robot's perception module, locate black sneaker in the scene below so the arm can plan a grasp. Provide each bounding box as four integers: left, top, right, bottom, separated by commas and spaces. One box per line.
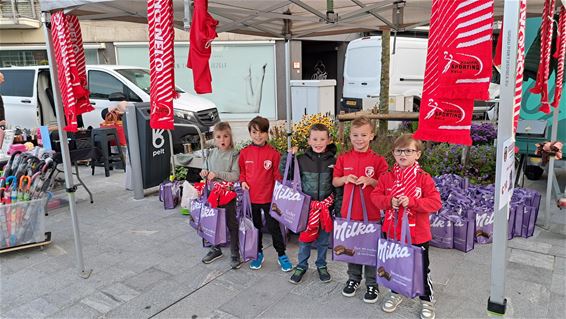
289, 267, 307, 284
342, 280, 360, 297
317, 266, 331, 283
230, 256, 242, 269
363, 285, 379, 303
202, 248, 223, 264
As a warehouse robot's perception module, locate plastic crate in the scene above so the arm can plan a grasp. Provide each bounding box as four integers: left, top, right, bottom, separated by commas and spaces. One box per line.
0, 197, 48, 250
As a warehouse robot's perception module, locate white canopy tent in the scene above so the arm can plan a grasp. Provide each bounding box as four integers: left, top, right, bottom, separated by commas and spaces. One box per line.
37, 0, 560, 315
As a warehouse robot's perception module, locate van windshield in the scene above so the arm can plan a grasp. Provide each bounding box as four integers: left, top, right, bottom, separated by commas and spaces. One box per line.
115, 68, 185, 94
347, 47, 379, 78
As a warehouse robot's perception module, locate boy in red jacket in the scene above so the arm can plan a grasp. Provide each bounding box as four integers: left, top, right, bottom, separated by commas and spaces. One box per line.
239, 116, 292, 272
332, 116, 388, 304
370, 134, 442, 319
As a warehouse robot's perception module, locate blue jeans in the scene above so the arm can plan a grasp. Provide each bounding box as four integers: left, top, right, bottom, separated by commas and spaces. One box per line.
297, 230, 330, 269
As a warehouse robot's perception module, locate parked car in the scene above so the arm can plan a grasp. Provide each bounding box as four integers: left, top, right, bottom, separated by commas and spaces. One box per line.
0, 65, 219, 152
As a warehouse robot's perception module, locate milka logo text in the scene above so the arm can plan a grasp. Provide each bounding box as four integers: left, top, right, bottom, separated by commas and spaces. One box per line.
377, 241, 410, 263
273, 183, 301, 201
432, 217, 464, 228
476, 212, 494, 228
334, 221, 378, 241
201, 206, 216, 218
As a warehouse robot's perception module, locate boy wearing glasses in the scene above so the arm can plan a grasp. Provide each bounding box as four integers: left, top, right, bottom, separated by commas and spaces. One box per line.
332, 116, 388, 303
370, 134, 442, 319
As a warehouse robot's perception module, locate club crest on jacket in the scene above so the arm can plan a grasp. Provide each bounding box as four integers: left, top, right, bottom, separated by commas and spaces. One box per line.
264, 160, 272, 170
365, 166, 374, 177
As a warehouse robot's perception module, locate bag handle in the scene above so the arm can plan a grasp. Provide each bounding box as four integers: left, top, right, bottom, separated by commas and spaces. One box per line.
400, 209, 413, 246
292, 157, 302, 191
282, 152, 293, 184
242, 189, 253, 219
345, 186, 369, 223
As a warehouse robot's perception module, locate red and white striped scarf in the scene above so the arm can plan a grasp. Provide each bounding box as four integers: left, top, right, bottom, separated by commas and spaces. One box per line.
385, 162, 421, 224
298, 194, 334, 243
531, 0, 556, 113
148, 0, 176, 130
552, 6, 566, 108
66, 15, 93, 116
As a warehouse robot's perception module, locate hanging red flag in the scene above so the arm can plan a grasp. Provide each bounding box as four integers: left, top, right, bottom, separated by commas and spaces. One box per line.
551, 6, 566, 108
512, 0, 528, 136
51, 11, 81, 132
187, 0, 218, 94
148, 0, 176, 130
435, 0, 494, 101
66, 15, 94, 116
530, 0, 556, 113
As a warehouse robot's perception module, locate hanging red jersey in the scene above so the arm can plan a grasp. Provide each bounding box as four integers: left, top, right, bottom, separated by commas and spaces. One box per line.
187, 0, 218, 94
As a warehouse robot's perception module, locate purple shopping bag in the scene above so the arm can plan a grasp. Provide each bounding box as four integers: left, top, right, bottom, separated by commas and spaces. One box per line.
270, 153, 311, 233
452, 211, 475, 252
507, 205, 516, 240
159, 180, 181, 209
197, 204, 227, 246
474, 207, 494, 244
332, 187, 380, 266
376, 210, 425, 298
429, 212, 454, 249
189, 197, 204, 230
239, 190, 259, 262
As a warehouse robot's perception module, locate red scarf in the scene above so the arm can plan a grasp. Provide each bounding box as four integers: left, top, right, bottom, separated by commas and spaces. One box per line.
384, 162, 421, 229
148, 0, 176, 129
552, 6, 566, 108
208, 181, 236, 208
531, 0, 556, 113
299, 194, 334, 243
187, 0, 218, 94
513, 0, 528, 136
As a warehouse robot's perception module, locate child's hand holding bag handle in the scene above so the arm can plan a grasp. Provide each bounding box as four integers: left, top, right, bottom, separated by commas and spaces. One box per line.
376, 209, 425, 298
269, 152, 311, 233
239, 190, 259, 262
332, 185, 380, 266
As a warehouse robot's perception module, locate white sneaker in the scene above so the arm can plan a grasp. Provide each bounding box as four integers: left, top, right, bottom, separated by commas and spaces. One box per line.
382, 293, 403, 313
420, 300, 435, 319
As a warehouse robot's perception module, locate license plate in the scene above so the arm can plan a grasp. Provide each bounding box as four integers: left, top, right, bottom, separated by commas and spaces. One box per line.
346, 100, 357, 106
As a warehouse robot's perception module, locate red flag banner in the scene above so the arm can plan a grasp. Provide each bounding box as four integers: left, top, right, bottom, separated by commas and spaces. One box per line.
148, 0, 176, 130
51, 11, 80, 132
187, 0, 218, 94
551, 6, 566, 108
415, 96, 475, 145
530, 0, 556, 113
435, 0, 494, 101
66, 15, 94, 116
513, 0, 528, 136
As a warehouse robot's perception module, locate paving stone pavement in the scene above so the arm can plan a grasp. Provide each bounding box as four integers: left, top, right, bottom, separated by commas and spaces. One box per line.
0, 165, 564, 319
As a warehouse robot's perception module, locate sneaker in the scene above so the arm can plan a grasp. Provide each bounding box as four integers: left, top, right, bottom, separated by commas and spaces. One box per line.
341, 280, 360, 297
420, 301, 435, 319
202, 248, 223, 264
278, 255, 293, 272
230, 256, 242, 269
382, 293, 403, 313
317, 266, 331, 283
289, 267, 307, 284
249, 252, 264, 270
363, 286, 379, 303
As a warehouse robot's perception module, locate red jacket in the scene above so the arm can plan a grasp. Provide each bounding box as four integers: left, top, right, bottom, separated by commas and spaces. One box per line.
370, 170, 442, 244
239, 143, 282, 204
333, 149, 388, 221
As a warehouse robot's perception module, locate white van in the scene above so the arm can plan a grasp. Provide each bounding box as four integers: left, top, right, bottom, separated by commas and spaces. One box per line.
0, 65, 219, 149
342, 36, 428, 111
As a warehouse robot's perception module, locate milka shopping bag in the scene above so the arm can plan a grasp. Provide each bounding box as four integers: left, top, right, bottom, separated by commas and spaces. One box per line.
452, 210, 475, 252
270, 153, 311, 233
332, 187, 380, 266
474, 207, 494, 244
197, 204, 227, 246
239, 190, 259, 261
189, 183, 208, 230
429, 212, 454, 249
376, 210, 425, 298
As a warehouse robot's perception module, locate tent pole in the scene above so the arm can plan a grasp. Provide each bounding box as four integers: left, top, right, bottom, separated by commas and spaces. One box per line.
544, 104, 559, 228
285, 36, 292, 148
41, 12, 91, 279
488, 0, 521, 314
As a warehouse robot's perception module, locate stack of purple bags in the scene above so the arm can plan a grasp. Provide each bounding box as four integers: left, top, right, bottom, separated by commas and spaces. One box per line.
430, 174, 541, 253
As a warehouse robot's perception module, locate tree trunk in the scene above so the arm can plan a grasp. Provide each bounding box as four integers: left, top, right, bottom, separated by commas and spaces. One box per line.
379, 29, 390, 134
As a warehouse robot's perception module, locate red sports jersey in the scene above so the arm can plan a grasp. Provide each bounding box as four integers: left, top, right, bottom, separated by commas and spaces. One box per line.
239, 144, 282, 204
187, 0, 218, 94
370, 170, 442, 244
333, 149, 388, 221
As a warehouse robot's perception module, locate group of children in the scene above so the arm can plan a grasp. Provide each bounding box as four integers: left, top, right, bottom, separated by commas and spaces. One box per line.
199, 116, 441, 319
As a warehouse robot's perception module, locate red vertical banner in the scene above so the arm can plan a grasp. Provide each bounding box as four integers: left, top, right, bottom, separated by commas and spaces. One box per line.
513, 0, 528, 136
66, 15, 94, 116
50, 11, 78, 132
148, 0, 176, 130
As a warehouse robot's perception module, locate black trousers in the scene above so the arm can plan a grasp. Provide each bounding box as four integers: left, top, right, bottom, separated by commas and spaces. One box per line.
212, 199, 239, 257
251, 203, 286, 256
